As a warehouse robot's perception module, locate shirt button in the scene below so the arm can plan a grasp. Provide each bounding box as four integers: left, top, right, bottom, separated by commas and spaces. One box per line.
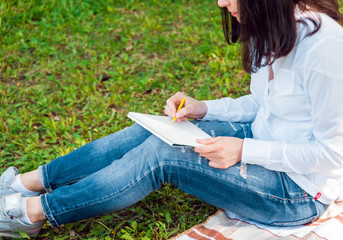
264, 109, 270, 119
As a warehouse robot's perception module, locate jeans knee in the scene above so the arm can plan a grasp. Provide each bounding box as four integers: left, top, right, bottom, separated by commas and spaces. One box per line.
138, 135, 179, 173
142, 135, 167, 157
128, 123, 150, 134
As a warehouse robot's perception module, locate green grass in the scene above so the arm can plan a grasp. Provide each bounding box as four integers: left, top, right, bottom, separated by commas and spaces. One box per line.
0, 0, 247, 238
1, 0, 342, 239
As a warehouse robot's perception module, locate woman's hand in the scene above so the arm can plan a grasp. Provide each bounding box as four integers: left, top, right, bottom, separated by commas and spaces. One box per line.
194, 137, 244, 169
164, 92, 208, 122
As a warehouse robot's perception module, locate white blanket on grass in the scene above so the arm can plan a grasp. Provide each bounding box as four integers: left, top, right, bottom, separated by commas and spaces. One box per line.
171, 202, 343, 240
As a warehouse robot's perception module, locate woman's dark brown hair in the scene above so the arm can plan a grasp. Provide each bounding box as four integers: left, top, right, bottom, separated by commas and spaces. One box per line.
221, 0, 343, 73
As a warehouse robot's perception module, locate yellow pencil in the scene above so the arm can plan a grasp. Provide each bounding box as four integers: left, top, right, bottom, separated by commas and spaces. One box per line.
172, 97, 186, 124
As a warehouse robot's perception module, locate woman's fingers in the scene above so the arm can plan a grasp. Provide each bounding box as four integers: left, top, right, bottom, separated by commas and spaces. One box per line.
165, 92, 187, 118
164, 92, 208, 120
194, 137, 244, 169
194, 138, 219, 155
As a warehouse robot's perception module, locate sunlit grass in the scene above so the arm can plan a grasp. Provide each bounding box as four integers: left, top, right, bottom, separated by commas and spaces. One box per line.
2, 0, 341, 239
0, 0, 248, 238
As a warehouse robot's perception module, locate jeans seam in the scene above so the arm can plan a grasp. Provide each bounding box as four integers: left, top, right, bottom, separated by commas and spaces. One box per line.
271, 215, 318, 226
40, 194, 59, 227
270, 208, 318, 226
39, 165, 53, 193
52, 176, 87, 189
268, 194, 313, 202
42, 165, 90, 191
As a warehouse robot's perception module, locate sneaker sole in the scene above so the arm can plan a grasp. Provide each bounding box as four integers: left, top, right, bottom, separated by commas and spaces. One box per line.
0, 231, 40, 238
0, 224, 42, 238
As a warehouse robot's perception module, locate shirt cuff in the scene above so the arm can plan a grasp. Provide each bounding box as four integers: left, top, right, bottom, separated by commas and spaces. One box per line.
242, 138, 273, 168
202, 100, 228, 121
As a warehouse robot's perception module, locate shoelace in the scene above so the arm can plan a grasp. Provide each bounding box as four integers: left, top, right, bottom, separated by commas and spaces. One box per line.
0, 168, 17, 191
0, 182, 10, 190
0, 170, 18, 192
0, 173, 9, 190
0, 181, 15, 192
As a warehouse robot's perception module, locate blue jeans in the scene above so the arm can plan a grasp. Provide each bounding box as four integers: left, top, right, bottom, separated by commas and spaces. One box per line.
38, 121, 327, 227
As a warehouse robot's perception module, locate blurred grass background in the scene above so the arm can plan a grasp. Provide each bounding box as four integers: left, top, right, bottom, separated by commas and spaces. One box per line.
1, 0, 342, 239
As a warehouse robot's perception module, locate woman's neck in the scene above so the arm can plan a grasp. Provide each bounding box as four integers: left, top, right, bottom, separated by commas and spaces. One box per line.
269, 65, 274, 81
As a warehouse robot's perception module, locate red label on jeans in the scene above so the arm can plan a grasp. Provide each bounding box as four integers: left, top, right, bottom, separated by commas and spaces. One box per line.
314, 192, 321, 200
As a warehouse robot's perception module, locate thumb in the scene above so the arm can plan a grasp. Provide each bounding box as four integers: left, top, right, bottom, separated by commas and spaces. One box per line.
209, 161, 221, 168
197, 138, 216, 145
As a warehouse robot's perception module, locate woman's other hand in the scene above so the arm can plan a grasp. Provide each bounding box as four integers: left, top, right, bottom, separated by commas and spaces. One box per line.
194, 137, 243, 169
164, 92, 208, 121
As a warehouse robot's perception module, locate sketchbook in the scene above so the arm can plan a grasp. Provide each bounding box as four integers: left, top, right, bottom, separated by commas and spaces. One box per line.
127, 112, 211, 147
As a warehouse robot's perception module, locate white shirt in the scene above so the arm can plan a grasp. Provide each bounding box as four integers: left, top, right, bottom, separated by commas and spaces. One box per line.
202, 13, 343, 204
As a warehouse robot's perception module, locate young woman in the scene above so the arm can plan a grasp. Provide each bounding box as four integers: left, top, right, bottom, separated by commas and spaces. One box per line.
1, 0, 343, 237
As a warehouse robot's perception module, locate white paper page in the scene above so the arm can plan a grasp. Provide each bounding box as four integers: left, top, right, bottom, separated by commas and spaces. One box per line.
127, 112, 211, 147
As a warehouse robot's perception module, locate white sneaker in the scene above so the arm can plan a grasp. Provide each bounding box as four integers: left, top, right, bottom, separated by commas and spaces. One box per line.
0, 167, 40, 197
0, 193, 45, 238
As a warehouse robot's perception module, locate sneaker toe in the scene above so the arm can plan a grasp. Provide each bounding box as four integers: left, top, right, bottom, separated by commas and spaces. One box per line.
0, 167, 18, 196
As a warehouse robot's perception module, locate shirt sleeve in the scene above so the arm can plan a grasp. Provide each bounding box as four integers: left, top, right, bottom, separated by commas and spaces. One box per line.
242, 37, 343, 174
202, 94, 259, 122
